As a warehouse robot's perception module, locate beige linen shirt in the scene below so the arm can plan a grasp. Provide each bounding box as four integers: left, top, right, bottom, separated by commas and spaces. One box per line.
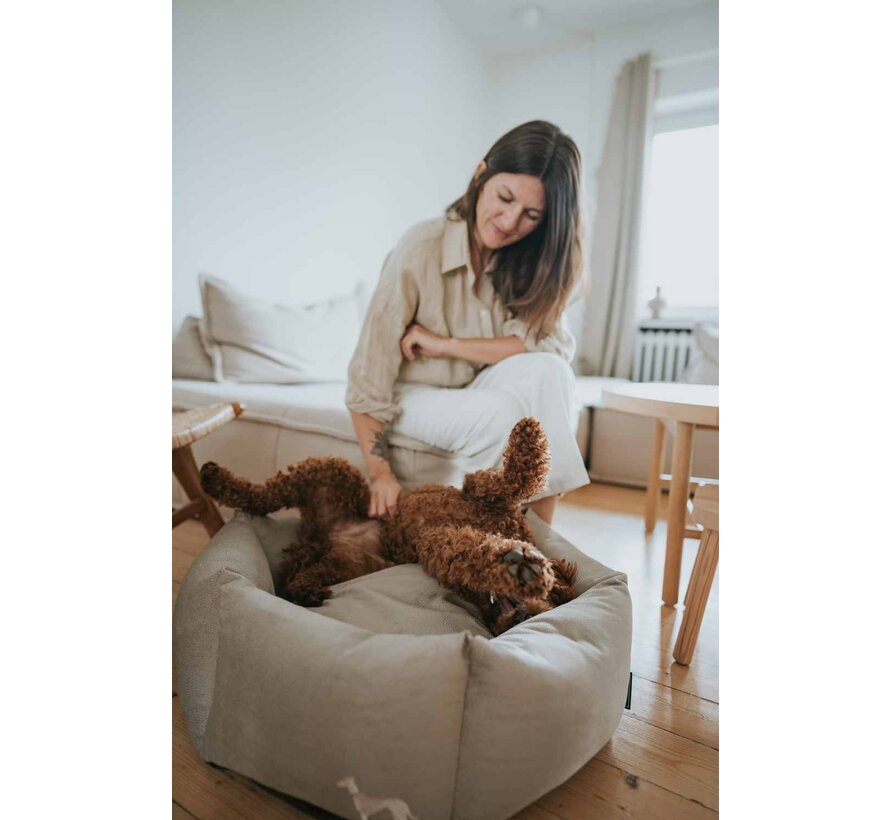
346, 214, 576, 424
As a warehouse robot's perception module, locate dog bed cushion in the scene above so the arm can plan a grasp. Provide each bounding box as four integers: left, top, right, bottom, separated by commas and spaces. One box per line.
173, 511, 632, 820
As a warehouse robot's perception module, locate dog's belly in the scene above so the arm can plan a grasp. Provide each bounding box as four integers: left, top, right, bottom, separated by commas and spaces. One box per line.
329, 519, 389, 574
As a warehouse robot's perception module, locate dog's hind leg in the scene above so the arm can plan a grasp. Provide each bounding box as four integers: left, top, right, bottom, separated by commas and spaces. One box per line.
461, 417, 551, 506
283, 563, 336, 607
283, 559, 359, 607
199, 462, 286, 516
200, 457, 371, 522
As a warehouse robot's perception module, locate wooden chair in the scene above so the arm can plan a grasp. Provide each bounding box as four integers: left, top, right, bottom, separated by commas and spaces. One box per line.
172, 402, 243, 536
673, 483, 719, 665
644, 418, 718, 539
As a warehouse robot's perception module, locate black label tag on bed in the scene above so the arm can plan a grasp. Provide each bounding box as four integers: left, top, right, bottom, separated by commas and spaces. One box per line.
625, 672, 633, 710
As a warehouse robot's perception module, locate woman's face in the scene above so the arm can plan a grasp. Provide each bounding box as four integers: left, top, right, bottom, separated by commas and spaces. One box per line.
474, 171, 546, 251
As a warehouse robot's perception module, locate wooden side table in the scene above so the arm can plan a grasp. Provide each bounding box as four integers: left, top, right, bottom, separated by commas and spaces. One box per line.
602, 383, 718, 606
172, 402, 243, 536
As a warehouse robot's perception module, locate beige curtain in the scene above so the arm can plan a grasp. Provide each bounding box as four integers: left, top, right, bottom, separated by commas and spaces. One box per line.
578, 53, 656, 377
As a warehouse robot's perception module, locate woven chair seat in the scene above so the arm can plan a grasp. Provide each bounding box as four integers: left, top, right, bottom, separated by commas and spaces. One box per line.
173, 403, 243, 450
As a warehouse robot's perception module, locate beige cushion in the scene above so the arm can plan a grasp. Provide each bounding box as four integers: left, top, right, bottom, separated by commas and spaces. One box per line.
172, 380, 449, 456
174, 511, 632, 820
198, 274, 362, 383
172, 316, 214, 381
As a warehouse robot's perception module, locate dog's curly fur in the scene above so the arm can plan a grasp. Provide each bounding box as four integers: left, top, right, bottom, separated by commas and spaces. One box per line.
200, 417, 577, 635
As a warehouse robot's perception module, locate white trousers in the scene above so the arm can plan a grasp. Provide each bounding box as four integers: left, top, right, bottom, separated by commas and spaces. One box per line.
391, 352, 589, 499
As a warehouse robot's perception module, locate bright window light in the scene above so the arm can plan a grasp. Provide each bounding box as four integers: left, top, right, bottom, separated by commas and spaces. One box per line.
638, 124, 718, 318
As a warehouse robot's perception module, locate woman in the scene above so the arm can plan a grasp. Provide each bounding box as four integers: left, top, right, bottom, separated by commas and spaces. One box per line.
346, 120, 588, 524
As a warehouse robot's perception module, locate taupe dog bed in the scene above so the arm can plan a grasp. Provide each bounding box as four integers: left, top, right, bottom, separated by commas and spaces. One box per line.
173, 510, 632, 820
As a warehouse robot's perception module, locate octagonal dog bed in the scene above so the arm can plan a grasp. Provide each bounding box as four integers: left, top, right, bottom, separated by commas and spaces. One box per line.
173, 509, 632, 820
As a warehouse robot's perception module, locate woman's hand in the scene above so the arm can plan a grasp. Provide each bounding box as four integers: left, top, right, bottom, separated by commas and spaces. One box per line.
400, 323, 452, 361
369, 471, 402, 519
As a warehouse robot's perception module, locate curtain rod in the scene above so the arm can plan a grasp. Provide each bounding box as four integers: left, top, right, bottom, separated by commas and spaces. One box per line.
653, 49, 718, 70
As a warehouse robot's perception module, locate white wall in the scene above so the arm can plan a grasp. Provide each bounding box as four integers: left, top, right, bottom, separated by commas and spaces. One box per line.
173, 0, 487, 329
481, 2, 718, 339
481, 2, 718, 215
586, 3, 719, 203
482, 41, 596, 201
174, 1, 718, 335
480, 41, 597, 346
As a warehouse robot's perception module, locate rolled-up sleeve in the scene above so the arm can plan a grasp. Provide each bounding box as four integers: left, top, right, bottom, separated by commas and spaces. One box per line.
346, 247, 419, 424
503, 313, 576, 362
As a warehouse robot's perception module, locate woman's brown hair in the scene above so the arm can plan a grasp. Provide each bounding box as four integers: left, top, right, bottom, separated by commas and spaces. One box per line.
447, 120, 583, 343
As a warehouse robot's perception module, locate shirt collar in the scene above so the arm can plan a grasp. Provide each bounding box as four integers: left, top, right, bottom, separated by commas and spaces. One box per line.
441, 217, 471, 275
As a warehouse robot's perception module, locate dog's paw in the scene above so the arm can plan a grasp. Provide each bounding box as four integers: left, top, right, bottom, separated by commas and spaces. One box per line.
489, 595, 552, 636
288, 584, 331, 607
199, 461, 225, 494
497, 542, 554, 598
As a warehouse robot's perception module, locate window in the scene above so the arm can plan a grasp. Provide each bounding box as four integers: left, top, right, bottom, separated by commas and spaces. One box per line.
638, 124, 718, 320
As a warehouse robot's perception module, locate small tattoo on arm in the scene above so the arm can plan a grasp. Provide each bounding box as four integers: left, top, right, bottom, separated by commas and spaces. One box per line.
371, 425, 392, 461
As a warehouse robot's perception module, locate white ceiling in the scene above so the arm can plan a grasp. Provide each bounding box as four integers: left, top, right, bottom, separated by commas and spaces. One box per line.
436, 0, 716, 57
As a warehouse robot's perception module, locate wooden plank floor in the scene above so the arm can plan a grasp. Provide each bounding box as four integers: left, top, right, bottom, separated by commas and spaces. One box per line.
173, 482, 718, 818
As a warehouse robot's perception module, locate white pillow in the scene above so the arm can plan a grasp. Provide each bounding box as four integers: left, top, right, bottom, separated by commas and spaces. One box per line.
198, 275, 362, 384
172, 316, 215, 381
680, 322, 719, 385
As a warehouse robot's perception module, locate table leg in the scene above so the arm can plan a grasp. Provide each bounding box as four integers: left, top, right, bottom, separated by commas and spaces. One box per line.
662, 421, 695, 606
645, 419, 666, 534
584, 406, 595, 472
173, 445, 225, 537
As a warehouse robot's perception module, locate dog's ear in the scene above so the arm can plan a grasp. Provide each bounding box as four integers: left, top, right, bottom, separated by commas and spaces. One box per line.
548, 558, 578, 605
552, 558, 578, 586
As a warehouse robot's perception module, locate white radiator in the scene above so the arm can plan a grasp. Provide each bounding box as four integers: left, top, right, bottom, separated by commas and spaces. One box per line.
632, 324, 694, 382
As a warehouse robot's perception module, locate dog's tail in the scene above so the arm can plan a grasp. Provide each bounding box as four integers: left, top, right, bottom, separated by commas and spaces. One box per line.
462, 417, 551, 505
200, 457, 371, 523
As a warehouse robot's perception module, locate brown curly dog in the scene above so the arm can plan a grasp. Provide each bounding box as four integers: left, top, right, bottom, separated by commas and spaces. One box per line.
200, 417, 577, 635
